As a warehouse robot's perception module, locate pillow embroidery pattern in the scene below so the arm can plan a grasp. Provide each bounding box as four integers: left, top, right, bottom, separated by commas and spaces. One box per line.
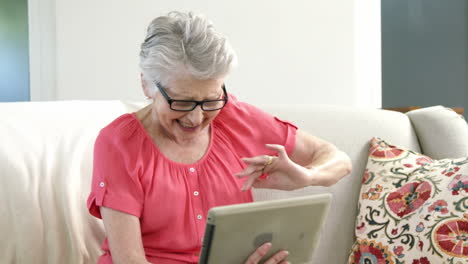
348, 138, 468, 264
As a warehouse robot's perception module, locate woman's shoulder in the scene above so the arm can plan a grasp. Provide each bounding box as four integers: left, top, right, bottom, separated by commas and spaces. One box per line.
98, 113, 142, 145
215, 94, 275, 125
218, 94, 257, 118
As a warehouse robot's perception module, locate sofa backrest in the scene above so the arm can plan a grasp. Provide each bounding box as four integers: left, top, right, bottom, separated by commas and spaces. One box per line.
0, 101, 423, 264
257, 104, 421, 264
0, 101, 133, 263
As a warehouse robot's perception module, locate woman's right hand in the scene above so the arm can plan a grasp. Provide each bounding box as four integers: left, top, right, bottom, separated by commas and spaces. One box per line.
244, 243, 289, 264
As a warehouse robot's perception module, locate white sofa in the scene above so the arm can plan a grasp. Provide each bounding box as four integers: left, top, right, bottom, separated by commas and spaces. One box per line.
1, 101, 467, 264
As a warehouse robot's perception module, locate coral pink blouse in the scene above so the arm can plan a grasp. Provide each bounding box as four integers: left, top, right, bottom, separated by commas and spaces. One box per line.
87, 95, 297, 264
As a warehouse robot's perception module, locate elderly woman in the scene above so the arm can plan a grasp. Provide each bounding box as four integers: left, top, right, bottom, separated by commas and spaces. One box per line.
87, 11, 351, 264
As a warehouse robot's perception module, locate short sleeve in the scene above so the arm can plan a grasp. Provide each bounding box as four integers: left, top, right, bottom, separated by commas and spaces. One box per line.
215, 95, 298, 158
87, 130, 144, 219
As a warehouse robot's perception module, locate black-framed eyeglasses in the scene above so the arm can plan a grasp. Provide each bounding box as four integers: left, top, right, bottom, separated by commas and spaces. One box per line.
155, 82, 229, 112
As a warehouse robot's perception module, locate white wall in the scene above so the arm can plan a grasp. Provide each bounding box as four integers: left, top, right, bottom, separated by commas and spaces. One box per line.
354, 0, 381, 108
28, 0, 57, 101
30, 0, 381, 107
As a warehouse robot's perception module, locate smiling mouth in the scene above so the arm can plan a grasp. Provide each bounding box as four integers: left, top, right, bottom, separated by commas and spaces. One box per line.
176, 120, 200, 131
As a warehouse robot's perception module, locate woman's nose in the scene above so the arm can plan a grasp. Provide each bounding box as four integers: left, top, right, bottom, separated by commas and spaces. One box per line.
186, 106, 204, 124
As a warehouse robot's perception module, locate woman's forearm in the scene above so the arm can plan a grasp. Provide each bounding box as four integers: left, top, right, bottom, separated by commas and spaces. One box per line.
306, 150, 352, 187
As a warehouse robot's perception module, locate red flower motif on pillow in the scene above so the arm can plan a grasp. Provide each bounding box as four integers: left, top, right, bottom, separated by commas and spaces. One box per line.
448, 174, 468, 195
362, 169, 374, 184
393, 245, 404, 258
369, 138, 406, 161
428, 200, 449, 214
416, 156, 432, 166
433, 218, 468, 258
442, 166, 460, 177
411, 257, 430, 264
349, 239, 394, 264
386, 181, 432, 218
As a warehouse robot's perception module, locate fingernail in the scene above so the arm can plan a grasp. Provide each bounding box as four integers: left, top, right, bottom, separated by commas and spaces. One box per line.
284, 251, 289, 256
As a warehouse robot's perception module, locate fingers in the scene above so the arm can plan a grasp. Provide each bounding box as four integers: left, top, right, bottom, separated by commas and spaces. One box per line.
244, 243, 289, 264
242, 155, 276, 167
242, 144, 287, 168
241, 155, 277, 176
244, 242, 272, 264
263, 250, 289, 264
235, 158, 269, 191
235, 165, 263, 178
265, 144, 288, 160
240, 169, 263, 191
236, 144, 288, 191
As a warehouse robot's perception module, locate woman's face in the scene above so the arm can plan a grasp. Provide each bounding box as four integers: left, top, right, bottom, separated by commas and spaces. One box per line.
148, 75, 225, 144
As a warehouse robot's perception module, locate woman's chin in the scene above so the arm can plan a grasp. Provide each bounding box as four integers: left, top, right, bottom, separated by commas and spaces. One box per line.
173, 123, 203, 142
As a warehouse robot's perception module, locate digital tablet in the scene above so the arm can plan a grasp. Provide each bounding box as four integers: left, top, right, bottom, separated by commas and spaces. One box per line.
199, 193, 332, 264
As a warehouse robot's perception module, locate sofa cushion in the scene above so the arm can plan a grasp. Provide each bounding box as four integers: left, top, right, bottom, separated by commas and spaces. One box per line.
348, 137, 468, 264
407, 106, 468, 159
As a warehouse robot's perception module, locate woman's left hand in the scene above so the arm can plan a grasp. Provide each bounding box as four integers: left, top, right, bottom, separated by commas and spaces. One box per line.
235, 144, 316, 191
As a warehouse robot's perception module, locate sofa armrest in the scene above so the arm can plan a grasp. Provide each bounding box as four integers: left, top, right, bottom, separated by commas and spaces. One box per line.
406, 106, 468, 159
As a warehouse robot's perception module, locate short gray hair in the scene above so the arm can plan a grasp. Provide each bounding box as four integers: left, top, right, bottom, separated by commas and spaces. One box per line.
139, 11, 237, 95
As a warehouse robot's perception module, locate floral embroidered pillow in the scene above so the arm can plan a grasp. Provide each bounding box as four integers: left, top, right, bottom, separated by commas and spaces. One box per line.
348, 137, 468, 264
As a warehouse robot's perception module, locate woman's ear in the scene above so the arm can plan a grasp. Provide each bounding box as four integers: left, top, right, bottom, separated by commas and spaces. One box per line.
141, 73, 153, 99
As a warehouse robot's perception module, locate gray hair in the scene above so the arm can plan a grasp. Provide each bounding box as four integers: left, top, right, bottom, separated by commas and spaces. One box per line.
139, 11, 237, 95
